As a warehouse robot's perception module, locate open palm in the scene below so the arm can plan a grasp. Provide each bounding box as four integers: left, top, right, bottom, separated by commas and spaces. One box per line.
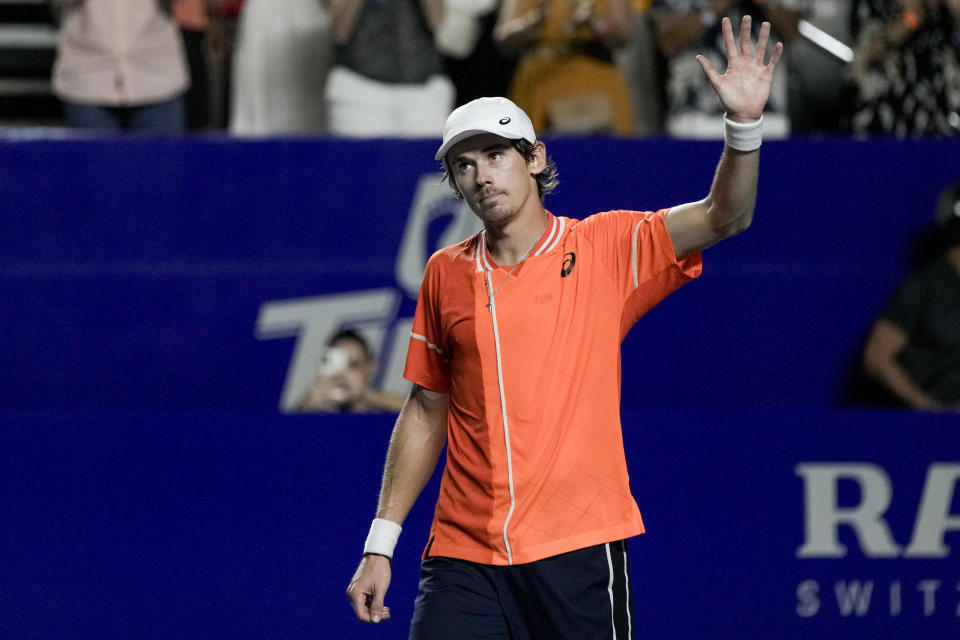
696, 16, 783, 122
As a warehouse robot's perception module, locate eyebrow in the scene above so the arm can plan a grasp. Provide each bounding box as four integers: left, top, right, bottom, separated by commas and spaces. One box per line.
452, 143, 510, 164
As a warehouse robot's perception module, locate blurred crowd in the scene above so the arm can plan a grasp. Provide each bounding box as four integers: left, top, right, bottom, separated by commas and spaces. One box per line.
49, 0, 960, 138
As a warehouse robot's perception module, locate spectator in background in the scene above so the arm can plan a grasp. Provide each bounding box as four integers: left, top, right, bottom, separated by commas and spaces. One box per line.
495, 0, 636, 135
173, 0, 229, 132
784, 0, 854, 135
617, 0, 667, 135
437, 0, 517, 106
325, 0, 454, 137
299, 329, 406, 414
209, 0, 243, 129
847, 0, 960, 137
230, 0, 331, 136
863, 194, 960, 411
52, 0, 189, 133
652, 0, 808, 138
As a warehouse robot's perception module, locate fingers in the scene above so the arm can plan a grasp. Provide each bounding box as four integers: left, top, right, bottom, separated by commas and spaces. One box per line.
347, 589, 392, 623
721, 16, 738, 60
768, 41, 784, 68
368, 590, 387, 624
722, 16, 781, 67
739, 15, 753, 57
347, 556, 393, 624
347, 587, 372, 622
755, 22, 783, 68
696, 54, 721, 85
755, 20, 770, 62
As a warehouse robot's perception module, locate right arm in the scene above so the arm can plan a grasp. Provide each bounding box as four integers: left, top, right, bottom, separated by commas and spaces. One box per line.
345, 383, 449, 623
374, 384, 449, 524
863, 318, 943, 411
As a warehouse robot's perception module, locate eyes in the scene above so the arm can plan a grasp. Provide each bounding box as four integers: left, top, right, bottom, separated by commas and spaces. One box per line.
455, 150, 506, 174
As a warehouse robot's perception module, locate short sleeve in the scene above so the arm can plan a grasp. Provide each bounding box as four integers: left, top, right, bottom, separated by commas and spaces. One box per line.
581, 209, 702, 302
880, 269, 929, 335
622, 208, 703, 330
403, 252, 452, 394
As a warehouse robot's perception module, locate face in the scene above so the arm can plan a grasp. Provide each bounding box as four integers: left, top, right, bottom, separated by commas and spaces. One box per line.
319, 338, 374, 403
447, 134, 546, 227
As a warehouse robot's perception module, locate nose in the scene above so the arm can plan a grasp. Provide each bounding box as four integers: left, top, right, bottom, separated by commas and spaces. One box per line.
474, 160, 493, 187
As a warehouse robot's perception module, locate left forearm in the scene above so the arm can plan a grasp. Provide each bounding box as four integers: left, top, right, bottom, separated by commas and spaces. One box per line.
664, 17, 777, 258
664, 140, 758, 259
705, 144, 759, 236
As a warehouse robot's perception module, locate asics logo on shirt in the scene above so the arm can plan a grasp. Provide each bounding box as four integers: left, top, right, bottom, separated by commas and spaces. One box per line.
561, 252, 576, 277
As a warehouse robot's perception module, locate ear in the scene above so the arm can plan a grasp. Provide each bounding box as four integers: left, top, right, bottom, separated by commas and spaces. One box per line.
528, 141, 547, 176
443, 158, 465, 199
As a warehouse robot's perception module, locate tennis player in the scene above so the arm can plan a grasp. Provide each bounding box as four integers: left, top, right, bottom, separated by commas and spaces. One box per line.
347, 15, 782, 639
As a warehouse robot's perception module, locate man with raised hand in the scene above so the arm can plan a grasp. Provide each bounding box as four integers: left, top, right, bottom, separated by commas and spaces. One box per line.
347, 15, 782, 639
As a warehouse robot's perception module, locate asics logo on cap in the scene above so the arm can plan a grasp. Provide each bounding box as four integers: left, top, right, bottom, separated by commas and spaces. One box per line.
435, 97, 536, 161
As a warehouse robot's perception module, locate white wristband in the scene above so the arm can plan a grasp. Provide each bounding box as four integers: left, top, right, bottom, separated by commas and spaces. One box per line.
723, 114, 763, 151
364, 518, 402, 559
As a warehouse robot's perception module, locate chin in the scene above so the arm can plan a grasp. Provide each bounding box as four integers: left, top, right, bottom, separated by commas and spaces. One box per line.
479, 205, 516, 225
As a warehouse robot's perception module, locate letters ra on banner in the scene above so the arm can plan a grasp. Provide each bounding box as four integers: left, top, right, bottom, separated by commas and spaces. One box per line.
795, 463, 960, 620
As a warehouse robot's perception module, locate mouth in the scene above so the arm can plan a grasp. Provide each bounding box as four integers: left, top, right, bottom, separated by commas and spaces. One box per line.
478, 191, 501, 205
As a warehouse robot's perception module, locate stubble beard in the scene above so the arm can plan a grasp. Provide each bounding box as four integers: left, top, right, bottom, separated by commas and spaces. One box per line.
471, 190, 518, 227
479, 202, 517, 227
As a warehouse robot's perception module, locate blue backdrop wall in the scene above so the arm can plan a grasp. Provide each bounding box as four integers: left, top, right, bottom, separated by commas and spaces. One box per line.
3, 136, 960, 411
2, 136, 959, 639
4, 410, 958, 639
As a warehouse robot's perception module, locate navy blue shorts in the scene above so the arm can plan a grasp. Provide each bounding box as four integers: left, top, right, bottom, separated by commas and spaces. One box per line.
408, 540, 635, 640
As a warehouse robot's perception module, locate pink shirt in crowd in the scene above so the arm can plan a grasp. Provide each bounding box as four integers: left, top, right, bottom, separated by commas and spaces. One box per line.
52, 0, 189, 107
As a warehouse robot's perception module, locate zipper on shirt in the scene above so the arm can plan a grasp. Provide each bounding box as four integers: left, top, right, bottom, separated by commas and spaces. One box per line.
476, 218, 565, 565
485, 269, 517, 565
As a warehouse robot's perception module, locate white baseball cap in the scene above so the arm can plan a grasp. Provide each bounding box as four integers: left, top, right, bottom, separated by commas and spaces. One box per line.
435, 97, 537, 161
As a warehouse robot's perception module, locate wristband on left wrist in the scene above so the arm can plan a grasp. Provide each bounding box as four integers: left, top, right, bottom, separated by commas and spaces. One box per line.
723, 114, 764, 151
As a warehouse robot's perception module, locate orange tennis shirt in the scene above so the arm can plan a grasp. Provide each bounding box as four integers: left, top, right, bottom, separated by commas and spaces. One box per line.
404, 209, 702, 565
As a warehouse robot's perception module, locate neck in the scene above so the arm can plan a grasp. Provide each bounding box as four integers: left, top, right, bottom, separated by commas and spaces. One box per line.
485, 205, 549, 266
